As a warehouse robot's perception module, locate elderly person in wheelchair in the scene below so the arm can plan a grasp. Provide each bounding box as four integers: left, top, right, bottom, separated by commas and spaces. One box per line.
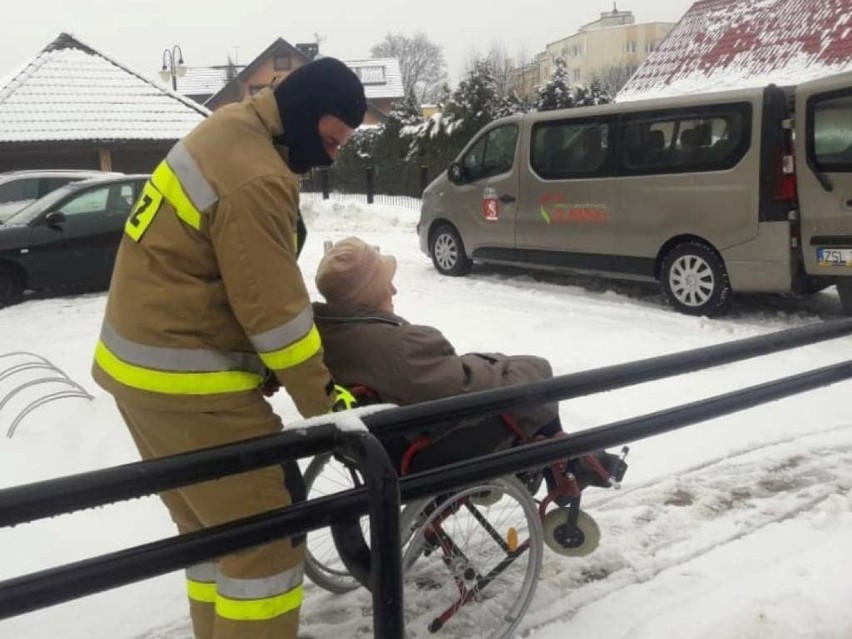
303, 237, 628, 638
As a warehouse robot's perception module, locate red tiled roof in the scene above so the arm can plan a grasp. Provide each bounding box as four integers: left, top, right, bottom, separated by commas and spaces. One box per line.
618, 0, 852, 101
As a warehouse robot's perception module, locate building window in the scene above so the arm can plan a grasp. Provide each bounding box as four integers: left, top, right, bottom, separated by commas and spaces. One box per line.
645, 42, 656, 54
625, 42, 638, 54
273, 54, 292, 71
574, 69, 581, 81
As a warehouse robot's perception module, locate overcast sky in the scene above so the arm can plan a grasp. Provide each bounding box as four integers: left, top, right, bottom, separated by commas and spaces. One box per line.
1, 0, 695, 87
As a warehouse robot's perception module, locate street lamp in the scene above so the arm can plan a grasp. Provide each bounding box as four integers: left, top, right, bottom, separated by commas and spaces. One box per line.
160, 45, 187, 91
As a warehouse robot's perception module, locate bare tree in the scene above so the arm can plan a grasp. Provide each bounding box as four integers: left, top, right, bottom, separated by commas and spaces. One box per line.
591, 63, 640, 96
370, 32, 447, 103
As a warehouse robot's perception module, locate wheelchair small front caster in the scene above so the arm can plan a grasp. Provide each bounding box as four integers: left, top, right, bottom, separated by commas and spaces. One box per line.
543, 508, 601, 557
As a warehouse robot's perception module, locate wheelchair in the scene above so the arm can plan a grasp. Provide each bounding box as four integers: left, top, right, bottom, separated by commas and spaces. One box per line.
303, 386, 629, 638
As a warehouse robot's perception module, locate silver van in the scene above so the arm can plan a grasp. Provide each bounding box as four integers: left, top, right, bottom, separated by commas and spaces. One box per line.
418, 72, 852, 316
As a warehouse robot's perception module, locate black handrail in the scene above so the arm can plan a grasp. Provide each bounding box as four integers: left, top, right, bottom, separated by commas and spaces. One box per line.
1, 319, 851, 633
5, 318, 850, 529
1, 358, 850, 625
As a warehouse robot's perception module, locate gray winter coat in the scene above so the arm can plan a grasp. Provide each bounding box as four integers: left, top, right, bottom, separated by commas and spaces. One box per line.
313, 302, 559, 447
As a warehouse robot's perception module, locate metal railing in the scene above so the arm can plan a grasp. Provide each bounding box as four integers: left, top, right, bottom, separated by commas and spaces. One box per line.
0, 352, 92, 438
1, 318, 852, 637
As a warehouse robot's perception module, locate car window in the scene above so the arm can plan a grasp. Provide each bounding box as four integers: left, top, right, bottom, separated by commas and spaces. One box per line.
812, 93, 852, 169
531, 121, 611, 180
461, 124, 519, 182
0, 178, 39, 204
59, 187, 110, 217
620, 104, 751, 175
40, 177, 75, 195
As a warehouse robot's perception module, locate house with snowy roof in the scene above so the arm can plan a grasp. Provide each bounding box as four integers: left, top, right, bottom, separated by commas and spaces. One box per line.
198, 38, 403, 125
617, 0, 852, 102
0, 33, 208, 173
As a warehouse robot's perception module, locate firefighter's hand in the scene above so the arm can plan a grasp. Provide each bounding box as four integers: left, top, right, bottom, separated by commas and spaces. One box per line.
259, 369, 280, 397
331, 384, 359, 412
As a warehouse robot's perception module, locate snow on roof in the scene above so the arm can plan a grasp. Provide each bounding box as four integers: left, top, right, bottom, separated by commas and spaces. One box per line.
344, 58, 404, 100
176, 66, 244, 97
0, 33, 208, 143
617, 0, 852, 102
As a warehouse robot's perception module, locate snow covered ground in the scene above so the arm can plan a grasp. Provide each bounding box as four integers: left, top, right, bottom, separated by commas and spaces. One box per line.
0, 197, 850, 638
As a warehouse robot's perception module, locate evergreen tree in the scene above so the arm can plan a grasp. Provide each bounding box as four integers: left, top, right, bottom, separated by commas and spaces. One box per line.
574, 80, 613, 107
495, 90, 532, 118
536, 58, 574, 111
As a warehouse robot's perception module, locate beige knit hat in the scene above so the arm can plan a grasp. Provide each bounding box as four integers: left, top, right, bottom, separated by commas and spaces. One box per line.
316, 237, 397, 307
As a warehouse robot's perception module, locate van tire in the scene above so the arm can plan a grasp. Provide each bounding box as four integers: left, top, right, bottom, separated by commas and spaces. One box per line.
837, 279, 852, 315
660, 242, 732, 317
430, 224, 472, 276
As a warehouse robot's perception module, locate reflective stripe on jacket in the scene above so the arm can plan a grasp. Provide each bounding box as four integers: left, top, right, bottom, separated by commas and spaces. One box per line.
93, 89, 333, 416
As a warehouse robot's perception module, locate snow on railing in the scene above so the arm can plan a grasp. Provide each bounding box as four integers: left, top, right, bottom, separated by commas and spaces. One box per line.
0, 352, 93, 438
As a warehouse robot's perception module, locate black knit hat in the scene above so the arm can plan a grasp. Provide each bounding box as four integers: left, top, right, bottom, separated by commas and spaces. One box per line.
274, 57, 367, 173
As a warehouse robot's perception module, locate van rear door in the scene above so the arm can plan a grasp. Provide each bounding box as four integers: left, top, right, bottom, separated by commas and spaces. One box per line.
795, 71, 852, 280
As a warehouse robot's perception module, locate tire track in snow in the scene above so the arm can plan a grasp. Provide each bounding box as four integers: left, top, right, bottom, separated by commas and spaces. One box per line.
520, 431, 852, 636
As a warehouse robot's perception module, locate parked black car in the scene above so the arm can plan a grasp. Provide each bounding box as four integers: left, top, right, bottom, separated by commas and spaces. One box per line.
0, 174, 149, 306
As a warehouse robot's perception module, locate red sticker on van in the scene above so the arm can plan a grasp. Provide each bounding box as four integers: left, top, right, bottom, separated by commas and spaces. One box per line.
539, 194, 608, 225
483, 188, 499, 221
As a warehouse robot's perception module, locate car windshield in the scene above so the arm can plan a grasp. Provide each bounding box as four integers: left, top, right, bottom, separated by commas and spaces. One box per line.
3, 184, 77, 225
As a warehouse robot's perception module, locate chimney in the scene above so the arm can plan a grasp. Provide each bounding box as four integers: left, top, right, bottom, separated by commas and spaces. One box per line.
296, 43, 319, 60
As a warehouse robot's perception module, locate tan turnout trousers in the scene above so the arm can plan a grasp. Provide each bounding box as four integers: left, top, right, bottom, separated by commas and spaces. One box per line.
117, 398, 304, 639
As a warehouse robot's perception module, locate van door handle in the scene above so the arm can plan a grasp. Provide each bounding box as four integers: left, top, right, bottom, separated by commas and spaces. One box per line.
499, 194, 516, 204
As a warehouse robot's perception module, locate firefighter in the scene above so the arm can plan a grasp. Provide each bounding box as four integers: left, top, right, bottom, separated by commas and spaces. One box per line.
91, 58, 366, 639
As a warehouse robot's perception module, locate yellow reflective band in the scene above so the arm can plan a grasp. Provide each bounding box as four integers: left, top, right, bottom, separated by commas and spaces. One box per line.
95, 341, 262, 395
187, 579, 217, 604
152, 161, 202, 230
125, 181, 164, 242
215, 584, 303, 621
258, 325, 322, 371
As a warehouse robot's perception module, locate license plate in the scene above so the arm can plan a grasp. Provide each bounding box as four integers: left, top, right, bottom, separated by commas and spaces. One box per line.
816, 247, 852, 267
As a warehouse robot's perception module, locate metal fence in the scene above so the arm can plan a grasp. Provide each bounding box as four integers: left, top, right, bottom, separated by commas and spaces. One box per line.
2, 319, 852, 637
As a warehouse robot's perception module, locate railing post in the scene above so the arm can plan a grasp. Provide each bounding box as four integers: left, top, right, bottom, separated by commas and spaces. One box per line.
320, 168, 330, 200
420, 164, 429, 195
366, 166, 375, 205
334, 429, 403, 639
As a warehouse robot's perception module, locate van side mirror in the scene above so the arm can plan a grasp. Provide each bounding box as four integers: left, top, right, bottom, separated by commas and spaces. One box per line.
447, 162, 465, 185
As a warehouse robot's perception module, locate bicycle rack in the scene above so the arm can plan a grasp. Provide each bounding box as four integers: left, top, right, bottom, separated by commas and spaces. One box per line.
0, 352, 93, 438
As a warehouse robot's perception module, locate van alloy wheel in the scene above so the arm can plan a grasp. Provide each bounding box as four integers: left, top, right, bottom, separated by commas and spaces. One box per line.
660, 242, 731, 316
430, 225, 472, 276
669, 254, 715, 308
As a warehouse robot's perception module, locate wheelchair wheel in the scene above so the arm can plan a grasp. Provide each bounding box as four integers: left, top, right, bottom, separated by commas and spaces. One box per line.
302, 453, 366, 593
542, 508, 600, 557
400, 476, 543, 639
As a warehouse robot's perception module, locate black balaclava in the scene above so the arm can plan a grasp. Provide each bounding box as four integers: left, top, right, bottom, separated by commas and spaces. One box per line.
273, 57, 367, 174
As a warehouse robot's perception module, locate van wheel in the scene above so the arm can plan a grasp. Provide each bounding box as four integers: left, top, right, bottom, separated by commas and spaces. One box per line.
430, 224, 471, 276
0, 266, 24, 308
660, 242, 731, 317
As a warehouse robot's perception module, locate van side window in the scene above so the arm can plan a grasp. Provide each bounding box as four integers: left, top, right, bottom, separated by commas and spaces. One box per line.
530, 121, 611, 180
462, 124, 519, 181
812, 93, 852, 170
621, 104, 751, 175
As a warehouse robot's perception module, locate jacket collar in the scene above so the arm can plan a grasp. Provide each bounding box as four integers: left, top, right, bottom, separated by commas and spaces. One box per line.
248, 88, 292, 165
313, 302, 408, 327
